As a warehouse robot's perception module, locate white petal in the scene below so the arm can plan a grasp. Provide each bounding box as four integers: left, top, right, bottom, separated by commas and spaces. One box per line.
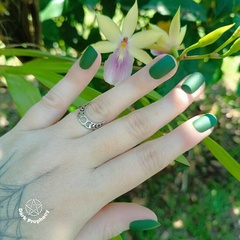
177, 25, 187, 46
156, 34, 169, 49
92, 41, 117, 53
129, 47, 152, 64
96, 13, 121, 43
177, 44, 185, 50
122, 0, 138, 37
131, 30, 162, 49
149, 23, 162, 32
169, 7, 181, 41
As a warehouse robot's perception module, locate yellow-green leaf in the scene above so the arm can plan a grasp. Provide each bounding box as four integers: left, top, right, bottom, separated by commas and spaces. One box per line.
175, 155, 190, 166
203, 137, 240, 181
146, 90, 162, 101
108, 235, 123, 240
5, 74, 41, 117
0, 48, 74, 61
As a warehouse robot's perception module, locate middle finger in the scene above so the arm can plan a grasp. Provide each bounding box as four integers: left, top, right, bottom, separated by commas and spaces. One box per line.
54, 54, 177, 138
76, 72, 205, 168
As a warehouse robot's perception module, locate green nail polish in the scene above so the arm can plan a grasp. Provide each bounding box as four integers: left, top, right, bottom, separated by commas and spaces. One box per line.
79, 45, 98, 69
149, 55, 176, 79
130, 219, 161, 231
181, 72, 205, 94
193, 113, 218, 133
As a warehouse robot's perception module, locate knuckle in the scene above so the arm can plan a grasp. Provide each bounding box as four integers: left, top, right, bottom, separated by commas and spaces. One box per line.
125, 111, 151, 138
41, 90, 65, 110
137, 144, 163, 174
88, 99, 112, 121
178, 131, 192, 149
170, 88, 189, 111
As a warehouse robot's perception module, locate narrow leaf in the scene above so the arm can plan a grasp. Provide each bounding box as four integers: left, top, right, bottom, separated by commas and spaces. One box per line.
175, 155, 190, 166
146, 90, 162, 101
0, 48, 75, 61
5, 74, 41, 117
30, 71, 101, 106
22, 59, 73, 73
203, 137, 240, 181
108, 235, 123, 240
139, 96, 151, 106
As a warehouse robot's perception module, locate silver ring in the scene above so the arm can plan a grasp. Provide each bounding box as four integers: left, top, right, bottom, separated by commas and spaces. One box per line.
78, 102, 106, 130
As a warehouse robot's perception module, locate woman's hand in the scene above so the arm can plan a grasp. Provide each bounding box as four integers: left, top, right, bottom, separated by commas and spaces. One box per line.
0, 46, 216, 240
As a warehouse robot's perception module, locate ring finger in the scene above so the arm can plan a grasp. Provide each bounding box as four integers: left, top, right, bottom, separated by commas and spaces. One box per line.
54, 54, 177, 138
74, 72, 205, 168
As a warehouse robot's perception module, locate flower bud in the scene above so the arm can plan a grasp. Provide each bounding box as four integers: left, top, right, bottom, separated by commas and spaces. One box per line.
198, 23, 235, 47
222, 38, 240, 57
233, 26, 240, 38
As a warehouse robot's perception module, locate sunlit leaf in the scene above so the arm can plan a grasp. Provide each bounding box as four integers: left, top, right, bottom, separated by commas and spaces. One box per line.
146, 90, 162, 101
175, 155, 190, 166
40, 0, 65, 22
203, 137, 240, 181
0, 48, 75, 61
108, 235, 123, 240
5, 74, 41, 117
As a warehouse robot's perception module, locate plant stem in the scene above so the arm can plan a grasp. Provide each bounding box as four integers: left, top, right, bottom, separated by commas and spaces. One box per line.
178, 42, 200, 60
213, 36, 237, 53
178, 53, 222, 61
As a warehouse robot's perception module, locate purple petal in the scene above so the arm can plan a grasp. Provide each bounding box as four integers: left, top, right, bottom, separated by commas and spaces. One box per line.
103, 48, 134, 85
150, 49, 165, 56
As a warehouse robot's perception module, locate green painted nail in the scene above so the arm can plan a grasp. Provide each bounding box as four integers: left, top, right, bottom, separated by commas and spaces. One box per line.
181, 72, 205, 94
130, 219, 161, 231
149, 55, 176, 79
79, 45, 98, 69
193, 113, 218, 133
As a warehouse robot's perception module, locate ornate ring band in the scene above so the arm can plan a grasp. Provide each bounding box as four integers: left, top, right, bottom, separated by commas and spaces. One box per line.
78, 102, 106, 130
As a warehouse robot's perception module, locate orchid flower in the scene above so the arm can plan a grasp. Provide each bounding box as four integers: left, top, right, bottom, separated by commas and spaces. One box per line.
92, 0, 162, 85
147, 7, 187, 56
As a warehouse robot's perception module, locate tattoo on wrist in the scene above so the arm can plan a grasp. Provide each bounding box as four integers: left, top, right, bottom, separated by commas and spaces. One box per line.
0, 152, 56, 239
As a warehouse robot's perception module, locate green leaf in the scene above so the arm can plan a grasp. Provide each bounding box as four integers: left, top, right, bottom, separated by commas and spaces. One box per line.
108, 235, 123, 240
0, 48, 75, 61
146, 90, 162, 101
40, 0, 65, 22
2, 60, 104, 80
21, 59, 73, 73
139, 96, 151, 106
141, 0, 207, 22
213, 0, 240, 18
30, 71, 101, 106
203, 137, 240, 181
4, 74, 42, 117
175, 155, 190, 166
42, 19, 60, 44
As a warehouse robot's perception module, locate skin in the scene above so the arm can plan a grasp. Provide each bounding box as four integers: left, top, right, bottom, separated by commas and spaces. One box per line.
0, 51, 212, 240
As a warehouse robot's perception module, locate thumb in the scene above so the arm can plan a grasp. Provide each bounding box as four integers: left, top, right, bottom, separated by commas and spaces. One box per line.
74, 202, 160, 240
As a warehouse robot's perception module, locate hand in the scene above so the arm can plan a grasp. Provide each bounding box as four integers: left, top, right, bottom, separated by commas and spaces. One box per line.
0, 46, 216, 240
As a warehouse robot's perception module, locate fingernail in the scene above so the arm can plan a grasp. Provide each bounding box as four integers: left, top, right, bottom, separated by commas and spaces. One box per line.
79, 45, 98, 69
130, 219, 161, 231
181, 72, 205, 94
193, 113, 218, 133
149, 55, 176, 79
